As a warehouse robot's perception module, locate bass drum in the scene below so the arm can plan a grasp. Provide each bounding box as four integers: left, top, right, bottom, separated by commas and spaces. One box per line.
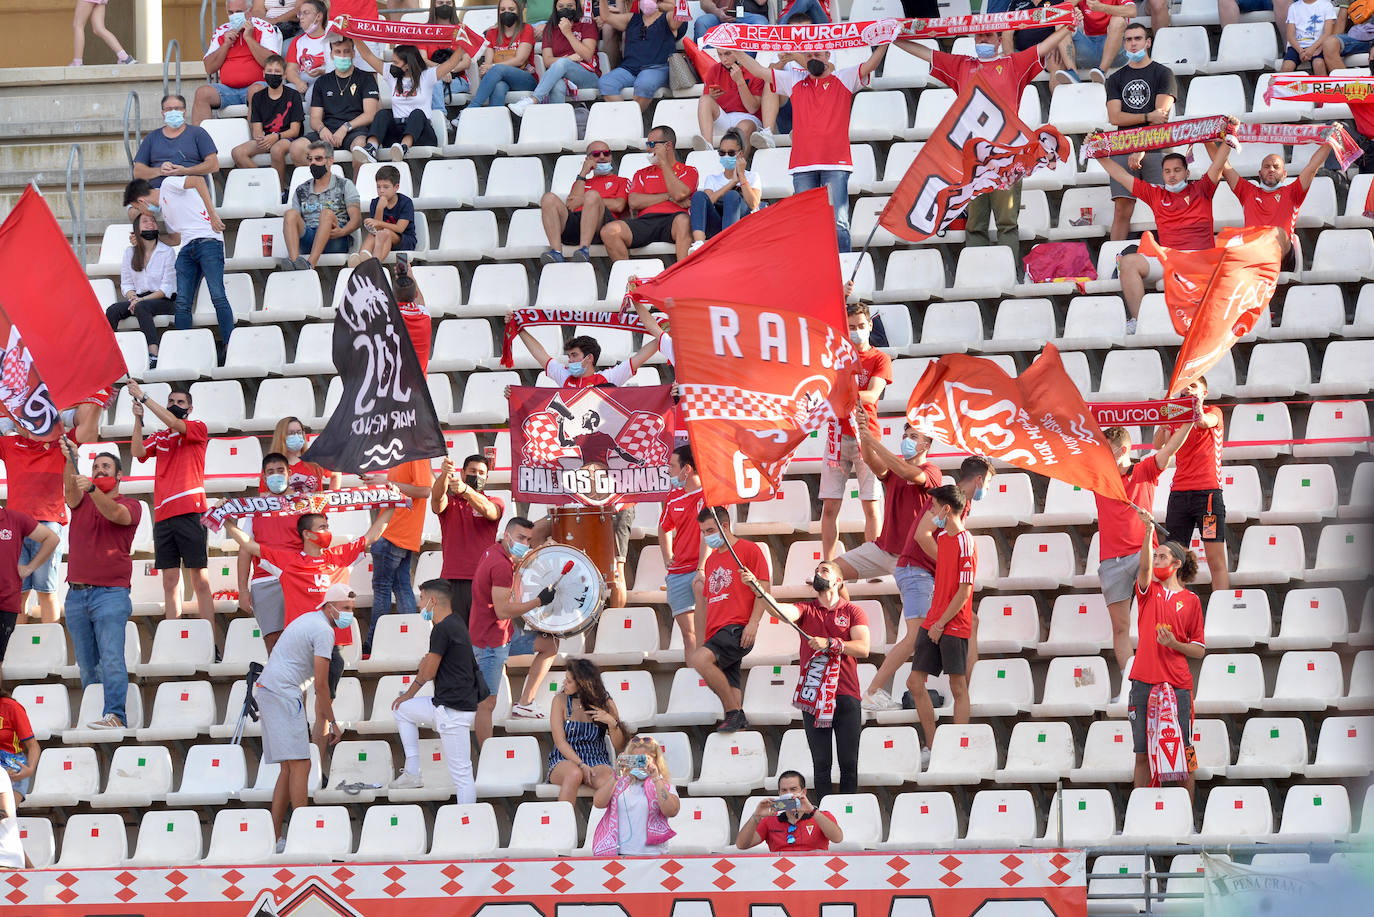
513, 543, 608, 637
549, 504, 616, 581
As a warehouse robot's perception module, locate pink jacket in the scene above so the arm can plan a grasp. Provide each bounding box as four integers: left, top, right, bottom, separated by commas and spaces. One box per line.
592, 776, 676, 856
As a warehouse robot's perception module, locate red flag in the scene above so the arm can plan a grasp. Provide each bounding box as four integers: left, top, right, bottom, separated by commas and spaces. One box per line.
907, 344, 1129, 503
880, 73, 1069, 243
0, 187, 126, 437
1139, 226, 1283, 397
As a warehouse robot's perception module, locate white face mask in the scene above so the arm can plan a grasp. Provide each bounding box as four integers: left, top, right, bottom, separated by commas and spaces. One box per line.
1164, 180, 1188, 193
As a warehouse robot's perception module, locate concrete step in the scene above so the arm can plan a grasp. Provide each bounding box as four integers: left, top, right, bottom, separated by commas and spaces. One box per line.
0, 186, 135, 241
0, 139, 133, 188
0, 62, 208, 141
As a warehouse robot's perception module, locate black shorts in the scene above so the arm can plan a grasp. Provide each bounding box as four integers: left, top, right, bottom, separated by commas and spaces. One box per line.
704, 623, 749, 690
449, 578, 473, 626
613, 507, 633, 561
911, 626, 968, 677
328, 645, 344, 699
562, 209, 613, 245
1281, 244, 1297, 273
625, 212, 685, 249
0, 611, 16, 664
1128, 680, 1193, 755
153, 512, 209, 570
306, 127, 370, 150
1164, 488, 1227, 544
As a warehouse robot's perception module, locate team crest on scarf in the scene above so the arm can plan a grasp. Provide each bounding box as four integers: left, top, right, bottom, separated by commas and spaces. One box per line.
0, 326, 59, 439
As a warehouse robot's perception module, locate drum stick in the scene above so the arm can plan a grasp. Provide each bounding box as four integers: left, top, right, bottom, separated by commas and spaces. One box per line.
720, 535, 810, 639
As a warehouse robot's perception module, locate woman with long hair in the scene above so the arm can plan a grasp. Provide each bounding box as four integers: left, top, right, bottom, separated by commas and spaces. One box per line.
266, 416, 339, 492
592, 734, 680, 855
689, 129, 761, 246
547, 658, 628, 802
105, 213, 177, 369
505, 0, 599, 114
467, 0, 538, 108
352, 41, 468, 159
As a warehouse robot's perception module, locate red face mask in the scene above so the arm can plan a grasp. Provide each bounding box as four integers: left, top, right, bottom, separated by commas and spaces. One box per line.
92, 476, 118, 494
1152, 564, 1175, 582
308, 529, 333, 549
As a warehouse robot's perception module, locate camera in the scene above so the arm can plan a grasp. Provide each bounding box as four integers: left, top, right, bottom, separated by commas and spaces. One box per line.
772, 795, 801, 813
618, 754, 648, 771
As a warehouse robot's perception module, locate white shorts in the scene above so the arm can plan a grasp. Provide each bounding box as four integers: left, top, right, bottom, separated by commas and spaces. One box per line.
836, 541, 898, 579
820, 436, 878, 501
714, 111, 763, 135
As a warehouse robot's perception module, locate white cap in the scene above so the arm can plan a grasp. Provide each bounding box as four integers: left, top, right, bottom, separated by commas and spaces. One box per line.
317, 582, 356, 610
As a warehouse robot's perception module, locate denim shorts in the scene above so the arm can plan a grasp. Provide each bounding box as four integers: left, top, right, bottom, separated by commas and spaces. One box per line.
894, 565, 935, 620
474, 643, 510, 697
1237, 0, 1272, 11
301, 224, 351, 254
1073, 31, 1127, 69
19, 522, 61, 593
665, 571, 696, 616
1339, 34, 1373, 55
212, 82, 255, 107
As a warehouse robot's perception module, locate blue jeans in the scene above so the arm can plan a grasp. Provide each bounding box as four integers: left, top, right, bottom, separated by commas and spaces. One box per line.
598, 64, 669, 101
433, 74, 470, 108
780, 0, 829, 23
693, 11, 768, 42
474, 643, 510, 695
470, 64, 538, 107
689, 189, 748, 238
533, 57, 602, 103
19, 521, 60, 593
174, 237, 234, 344
792, 168, 851, 252
366, 535, 416, 647
66, 586, 132, 723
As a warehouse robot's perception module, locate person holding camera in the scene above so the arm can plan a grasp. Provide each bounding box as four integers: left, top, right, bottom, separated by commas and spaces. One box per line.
736, 770, 843, 851
591, 735, 680, 856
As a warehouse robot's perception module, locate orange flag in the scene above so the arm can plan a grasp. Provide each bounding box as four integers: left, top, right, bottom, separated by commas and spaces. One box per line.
1140, 226, 1282, 396
907, 344, 1129, 502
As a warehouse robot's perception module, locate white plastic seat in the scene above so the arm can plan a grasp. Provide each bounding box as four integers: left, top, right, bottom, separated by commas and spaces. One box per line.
816, 793, 882, 851
1097, 350, 1165, 402
656, 668, 725, 726
688, 731, 768, 796
24, 746, 100, 808
56, 813, 127, 867
1189, 718, 1231, 780
238, 745, 321, 803
1000, 533, 1076, 589
995, 720, 1076, 784
1263, 650, 1344, 711
976, 595, 1041, 653
1223, 402, 1292, 461
946, 247, 1018, 301
1047, 82, 1108, 133
281, 805, 353, 861
1056, 295, 1127, 350
875, 248, 946, 302
507, 801, 576, 856
1207, 21, 1279, 73
964, 472, 1032, 528
877, 358, 933, 412
988, 297, 1057, 350
1, 623, 69, 680
454, 370, 521, 425
1153, 26, 1212, 76
1310, 341, 1374, 395
164, 744, 247, 807
356, 614, 431, 674
1268, 587, 1347, 649
16, 817, 55, 867
1234, 342, 1311, 397
141, 617, 215, 677
313, 740, 393, 804
355, 675, 432, 738
141, 329, 218, 382
205, 617, 268, 679
1275, 785, 1350, 842
1122, 787, 1196, 844
91, 745, 173, 808
968, 658, 1034, 717
1181, 73, 1245, 115
129, 809, 202, 866
1308, 523, 1372, 582
414, 159, 478, 210
1040, 788, 1117, 846
1204, 588, 1271, 648
1193, 653, 1265, 713
1227, 717, 1308, 779
1307, 717, 1374, 778
882, 792, 959, 848
1031, 657, 1111, 717
1199, 785, 1275, 844
7, 683, 70, 741
354, 804, 428, 861
917, 723, 998, 785
431, 210, 499, 260
1039, 595, 1113, 656
422, 319, 495, 372
908, 300, 983, 355
474, 735, 542, 797
1230, 525, 1304, 585
600, 669, 657, 730
133, 680, 216, 742
1069, 720, 1134, 784
632, 731, 694, 787
426, 803, 500, 859
198, 808, 274, 865
1304, 229, 1374, 282
586, 605, 659, 665
964, 789, 1037, 847
910, 86, 955, 139
473, 156, 546, 209
445, 106, 512, 155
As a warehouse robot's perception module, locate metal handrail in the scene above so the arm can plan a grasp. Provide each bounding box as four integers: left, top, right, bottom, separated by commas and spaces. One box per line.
200, 0, 218, 56
65, 146, 87, 267
121, 90, 141, 175
163, 39, 182, 99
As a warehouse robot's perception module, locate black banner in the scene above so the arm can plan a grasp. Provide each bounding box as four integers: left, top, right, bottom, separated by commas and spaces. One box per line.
303, 258, 446, 474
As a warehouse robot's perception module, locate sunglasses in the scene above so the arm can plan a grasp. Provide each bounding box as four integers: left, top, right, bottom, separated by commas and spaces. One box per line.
646, 139, 669, 148
786, 823, 798, 845
718, 149, 740, 157
588, 149, 613, 158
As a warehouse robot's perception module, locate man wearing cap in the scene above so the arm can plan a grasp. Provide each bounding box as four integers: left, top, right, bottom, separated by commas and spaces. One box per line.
254, 580, 353, 854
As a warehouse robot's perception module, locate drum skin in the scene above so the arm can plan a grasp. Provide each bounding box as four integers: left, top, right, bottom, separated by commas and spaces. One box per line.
513, 543, 608, 637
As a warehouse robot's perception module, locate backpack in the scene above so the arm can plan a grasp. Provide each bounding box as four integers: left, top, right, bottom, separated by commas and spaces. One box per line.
1349, 0, 1374, 26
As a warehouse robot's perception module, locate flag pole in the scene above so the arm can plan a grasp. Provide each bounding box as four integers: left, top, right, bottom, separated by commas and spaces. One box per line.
847, 225, 879, 288
720, 529, 810, 638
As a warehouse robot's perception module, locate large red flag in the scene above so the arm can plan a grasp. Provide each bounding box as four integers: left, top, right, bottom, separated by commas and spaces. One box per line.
0, 186, 127, 437
907, 344, 1129, 503
1139, 226, 1283, 396
879, 73, 1069, 243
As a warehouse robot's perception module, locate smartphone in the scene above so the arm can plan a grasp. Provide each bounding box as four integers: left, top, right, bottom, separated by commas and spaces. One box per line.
618, 754, 648, 771
772, 795, 801, 813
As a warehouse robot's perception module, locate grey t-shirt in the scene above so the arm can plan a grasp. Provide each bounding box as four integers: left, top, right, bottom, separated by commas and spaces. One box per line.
291, 174, 360, 228
259, 610, 335, 696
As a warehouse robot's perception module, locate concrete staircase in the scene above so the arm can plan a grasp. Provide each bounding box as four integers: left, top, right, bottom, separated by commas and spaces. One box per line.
0, 61, 209, 249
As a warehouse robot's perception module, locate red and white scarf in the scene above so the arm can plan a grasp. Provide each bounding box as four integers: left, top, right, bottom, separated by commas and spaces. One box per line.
1146, 683, 1189, 786
1088, 396, 1203, 427
331, 14, 486, 56
1234, 122, 1362, 168
703, 4, 1074, 51
1080, 116, 1239, 162
500, 308, 657, 368
1263, 74, 1374, 105
202, 485, 410, 532
794, 635, 844, 728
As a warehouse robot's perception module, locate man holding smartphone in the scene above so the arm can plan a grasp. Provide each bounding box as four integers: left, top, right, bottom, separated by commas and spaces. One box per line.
735, 770, 843, 851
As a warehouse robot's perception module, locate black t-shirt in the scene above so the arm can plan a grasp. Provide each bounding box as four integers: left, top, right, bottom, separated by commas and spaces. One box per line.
312, 69, 380, 131
431, 612, 488, 711
901, 0, 940, 16
1007, 0, 1056, 50
1106, 60, 1178, 118
250, 86, 305, 136
368, 193, 418, 250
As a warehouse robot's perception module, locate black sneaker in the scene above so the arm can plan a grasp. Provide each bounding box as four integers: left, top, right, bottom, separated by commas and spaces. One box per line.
717, 709, 748, 732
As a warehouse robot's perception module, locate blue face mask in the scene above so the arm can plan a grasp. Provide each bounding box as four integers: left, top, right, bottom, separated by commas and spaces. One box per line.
973, 487, 986, 501
228, 11, 247, 29
566, 359, 587, 377
594, 161, 614, 175
933, 515, 947, 530
509, 540, 530, 559
974, 43, 998, 60
1125, 48, 1147, 63
629, 767, 649, 781
421, 605, 434, 622
285, 433, 306, 452
146, 203, 161, 215
265, 474, 288, 494
719, 154, 737, 171
704, 532, 725, 549
163, 110, 186, 129
900, 438, 919, 460
333, 609, 354, 630
1164, 180, 1188, 193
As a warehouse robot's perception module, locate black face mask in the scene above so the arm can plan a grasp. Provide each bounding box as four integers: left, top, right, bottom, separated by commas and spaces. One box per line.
806, 58, 826, 77
435, 2, 455, 14
463, 474, 486, 491
167, 404, 190, 420
390, 64, 406, 81
811, 574, 831, 593
309, 163, 329, 179
263, 72, 284, 89
139, 228, 160, 241
500, 10, 519, 26
558, 5, 580, 18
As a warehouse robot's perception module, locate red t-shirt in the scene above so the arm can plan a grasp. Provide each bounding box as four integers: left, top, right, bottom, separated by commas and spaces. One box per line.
329, 0, 379, 16
545, 20, 600, 71
1095, 454, 1162, 562
841, 347, 892, 436
660, 487, 705, 574
67, 495, 141, 589
486, 24, 537, 74
1079, 0, 1132, 35
755, 812, 835, 851
0, 436, 68, 524
1232, 177, 1307, 239
772, 65, 869, 172
1133, 176, 1218, 252
260, 539, 367, 646
0, 509, 36, 614
438, 493, 504, 579
894, 468, 959, 571
1131, 579, 1204, 689
930, 47, 1042, 102
248, 512, 302, 584
206, 18, 284, 89
399, 300, 432, 373
143, 420, 210, 521
629, 162, 699, 215
925, 528, 976, 638
575, 174, 630, 216
470, 542, 516, 649
1169, 407, 1224, 491
874, 468, 926, 557
702, 537, 768, 639
795, 599, 869, 699
0, 696, 33, 756
703, 59, 766, 115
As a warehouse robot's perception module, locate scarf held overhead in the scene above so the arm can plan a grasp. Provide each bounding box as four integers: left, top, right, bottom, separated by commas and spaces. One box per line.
500, 308, 654, 368
202, 485, 411, 532
1262, 74, 1374, 104
330, 14, 485, 55
702, 3, 1074, 50
1079, 116, 1238, 162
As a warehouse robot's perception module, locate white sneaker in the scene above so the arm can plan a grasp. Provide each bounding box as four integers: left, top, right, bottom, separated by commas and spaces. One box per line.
692, 134, 711, 151
688, 240, 704, 254
390, 770, 424, 790
509, 702, 545, 719
87, 713, 125, 730
1124, 318, 1138, 336
275, 836, 287, 855
751, 127, 777, 150
508, 96, 537, 118
920, 746, 932, 770
861, 690, 902, 712
1090, 67, 1108, 83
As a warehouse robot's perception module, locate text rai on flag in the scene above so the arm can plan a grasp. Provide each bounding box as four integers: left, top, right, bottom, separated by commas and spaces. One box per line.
0, 186, 126, 439
907, 344, 1129, 503
1140, 226, 1284, 398
880, 72, 1069, 243
630, 189, 859, 506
